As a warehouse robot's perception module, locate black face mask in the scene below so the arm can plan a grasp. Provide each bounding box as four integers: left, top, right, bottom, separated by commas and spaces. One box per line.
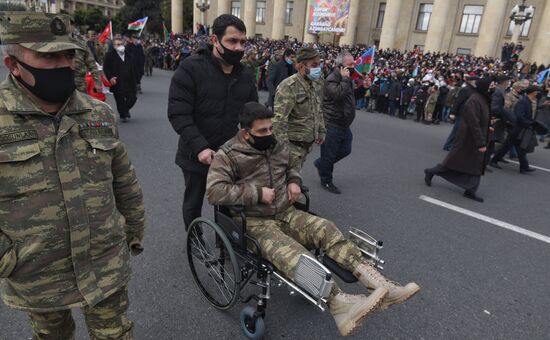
15, 59, 75, 103
249, 133, 275, 151
216, 41, 244, 66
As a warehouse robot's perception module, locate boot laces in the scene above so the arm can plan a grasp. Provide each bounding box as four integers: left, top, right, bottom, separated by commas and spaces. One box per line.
364, 263, 400, 288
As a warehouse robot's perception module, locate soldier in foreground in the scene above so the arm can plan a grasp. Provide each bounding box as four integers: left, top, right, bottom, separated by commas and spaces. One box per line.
0, 12, 145, 339
207, 102, 420, 336
273, 47, 325, 170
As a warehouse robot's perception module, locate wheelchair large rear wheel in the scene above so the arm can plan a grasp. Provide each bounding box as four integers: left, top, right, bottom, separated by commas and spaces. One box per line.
186, 217, 240, 310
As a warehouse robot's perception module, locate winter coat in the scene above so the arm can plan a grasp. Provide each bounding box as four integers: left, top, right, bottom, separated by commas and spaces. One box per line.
322, 69, 356, 129
443, 92, 490, 176
103, 50, 138, 95
167, 45, 259, 173
206, 133, 301, 217
450, 83, 476, 116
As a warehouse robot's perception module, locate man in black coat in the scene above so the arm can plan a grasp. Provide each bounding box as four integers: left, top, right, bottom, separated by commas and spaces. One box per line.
491, 86, 540, 173
168, 14, 258, 230
266, 48, 295, 109
314, 51, 355, 194
443, 75, 478, 150
103, 38, 138, 122
125, 36, 145, 93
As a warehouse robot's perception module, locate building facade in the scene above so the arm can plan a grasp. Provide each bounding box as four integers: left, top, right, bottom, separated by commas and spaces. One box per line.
178, 0, 550, 64
20, 0, 124, 17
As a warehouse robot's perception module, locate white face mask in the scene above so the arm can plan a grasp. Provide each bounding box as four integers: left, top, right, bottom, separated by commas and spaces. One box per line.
115, 45, 125, 54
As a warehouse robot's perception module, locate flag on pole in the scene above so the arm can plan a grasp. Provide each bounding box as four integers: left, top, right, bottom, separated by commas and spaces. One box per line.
355, 47, 376, 75
98, 21, 112, 44
537, 68, 549, 84
162, 21, 170, 42
412, 65, 420, 78
128, 16, 148, 31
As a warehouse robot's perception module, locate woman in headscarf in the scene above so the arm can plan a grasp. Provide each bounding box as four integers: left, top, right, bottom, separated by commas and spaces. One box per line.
423, 77, 492, 202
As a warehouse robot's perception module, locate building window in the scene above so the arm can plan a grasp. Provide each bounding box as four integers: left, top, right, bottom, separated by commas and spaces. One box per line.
507, 9, 534, 37
457, 48, 471, 55
376, 3, 386, 28
459, 5, 483, 34
415, 4, 432, 31
285, 1, 294, 25
231, 1, 241, 18
256, 1, 266, 23
414, 44, 424, 52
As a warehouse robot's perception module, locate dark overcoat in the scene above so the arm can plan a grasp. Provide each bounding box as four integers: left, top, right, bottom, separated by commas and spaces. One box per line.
443, 92, 489, 175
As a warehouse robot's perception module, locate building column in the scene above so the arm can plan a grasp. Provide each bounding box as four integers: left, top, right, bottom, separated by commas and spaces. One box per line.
218, 0, 230, 16
339, 0, 360, 46
474, 0, 508, 57
529, 2, 550, 65
271, 0, 286, 40
303, 0, 316, 43
424, 0, 452, 52
243, 0, 256, 37
193, 2, 201, 34
171, 0, 183, 34
379, 0, 403, 49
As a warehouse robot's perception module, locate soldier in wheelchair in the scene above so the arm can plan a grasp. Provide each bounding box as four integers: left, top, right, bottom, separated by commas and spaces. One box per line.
195, 102, 419, 337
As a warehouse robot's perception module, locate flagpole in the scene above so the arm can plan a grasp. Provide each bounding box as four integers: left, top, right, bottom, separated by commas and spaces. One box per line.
109, 21, 113, 41
138, 16, 149, 38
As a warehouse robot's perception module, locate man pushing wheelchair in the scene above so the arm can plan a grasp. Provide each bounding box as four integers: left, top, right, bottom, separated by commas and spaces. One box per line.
206, 102, 420, 336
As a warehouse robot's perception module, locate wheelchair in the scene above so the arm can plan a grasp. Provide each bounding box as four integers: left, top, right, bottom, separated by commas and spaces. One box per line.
185, 189, 385, 339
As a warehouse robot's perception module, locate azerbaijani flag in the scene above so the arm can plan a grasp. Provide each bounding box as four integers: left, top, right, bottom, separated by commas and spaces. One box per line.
355, 47, 376, 75
163, 22, 171, 42
128, 17, 148, 31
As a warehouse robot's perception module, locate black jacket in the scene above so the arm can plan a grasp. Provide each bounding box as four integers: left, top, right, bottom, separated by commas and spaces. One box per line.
388, 79, 400, 101
513, 95, 534, 134
103, 50, 138, 94
322, 69, 355, 129
126, 43, 145, 78
168, 45, 258, 173
267, 60, 295, 101
450, 83, 476, 116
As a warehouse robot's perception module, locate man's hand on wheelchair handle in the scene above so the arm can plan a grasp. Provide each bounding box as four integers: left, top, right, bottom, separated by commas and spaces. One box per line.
287, 182, 301, 203
261, 187, 275, 204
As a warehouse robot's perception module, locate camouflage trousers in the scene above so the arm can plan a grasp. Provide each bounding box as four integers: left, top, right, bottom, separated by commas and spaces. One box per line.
246, 206, 363, 285
27, 286, 133, 340
289, 141, 313, 171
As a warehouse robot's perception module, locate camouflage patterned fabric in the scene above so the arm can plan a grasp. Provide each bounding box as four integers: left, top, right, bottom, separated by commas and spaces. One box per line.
0, 74, 145, 312
28, 285, 133, 340
207, 130, 363, 283
0, 12, 83, 53
73, 37, 102, 92
207, 132, 301, 217
273, 73, 325, 168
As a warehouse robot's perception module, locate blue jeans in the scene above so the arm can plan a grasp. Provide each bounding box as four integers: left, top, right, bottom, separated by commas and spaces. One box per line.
356, 98, 365, 109
315, 127, 353, 184
443, 115, 461, 150
388, 99, 398, 116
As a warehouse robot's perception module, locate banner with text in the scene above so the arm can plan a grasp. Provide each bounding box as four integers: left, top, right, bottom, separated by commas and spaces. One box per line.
308, 0, 351, 34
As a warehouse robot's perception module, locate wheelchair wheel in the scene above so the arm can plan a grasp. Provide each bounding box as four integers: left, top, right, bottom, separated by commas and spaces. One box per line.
186, 217, 240, 310
240, 306, 265, 340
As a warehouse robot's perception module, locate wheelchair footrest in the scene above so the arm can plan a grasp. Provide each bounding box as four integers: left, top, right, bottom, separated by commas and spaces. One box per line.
321, 256, 358, 283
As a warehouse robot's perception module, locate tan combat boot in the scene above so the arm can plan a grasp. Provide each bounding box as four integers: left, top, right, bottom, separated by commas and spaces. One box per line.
328, 288, 388, 336
353, 262, 420, 310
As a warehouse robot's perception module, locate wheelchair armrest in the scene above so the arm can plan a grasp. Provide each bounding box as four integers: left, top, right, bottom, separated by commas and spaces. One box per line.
214, 205, 247, 249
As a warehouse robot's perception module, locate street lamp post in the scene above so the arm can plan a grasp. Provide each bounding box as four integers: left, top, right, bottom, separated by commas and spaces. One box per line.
510, 0, 534, 44
196, 0, 210, 32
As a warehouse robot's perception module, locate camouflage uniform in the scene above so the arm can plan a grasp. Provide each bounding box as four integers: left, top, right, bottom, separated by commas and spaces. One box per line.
273, 72, 325, 169
144, 46, 155, 76
73, 37, 102, 93
0, 12, 145, 339
206, 132, 363, 283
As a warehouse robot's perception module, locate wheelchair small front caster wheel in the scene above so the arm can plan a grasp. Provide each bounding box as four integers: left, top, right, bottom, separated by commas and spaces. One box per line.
240, 306, 265, 339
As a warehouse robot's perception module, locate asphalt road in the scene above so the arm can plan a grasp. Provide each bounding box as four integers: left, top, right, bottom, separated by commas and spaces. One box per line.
1, 65, 549, 340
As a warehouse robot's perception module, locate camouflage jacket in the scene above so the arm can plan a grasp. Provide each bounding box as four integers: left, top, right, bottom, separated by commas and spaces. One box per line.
0, 75, 145, 312
206, 132, 302, 217
74, 39, 102, 93
273, 73, 326, 143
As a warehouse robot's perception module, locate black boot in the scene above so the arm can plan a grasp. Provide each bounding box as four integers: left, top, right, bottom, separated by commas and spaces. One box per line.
424, 169, 433, 186
463, 191, 483, 202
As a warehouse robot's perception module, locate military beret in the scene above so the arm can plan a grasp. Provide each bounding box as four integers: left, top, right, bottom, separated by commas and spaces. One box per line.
0, 12, 83, 52
296, 47, 319, 63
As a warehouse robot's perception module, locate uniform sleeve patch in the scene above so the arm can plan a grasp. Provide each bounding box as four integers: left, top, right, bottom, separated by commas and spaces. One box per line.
79, 127, 114, 139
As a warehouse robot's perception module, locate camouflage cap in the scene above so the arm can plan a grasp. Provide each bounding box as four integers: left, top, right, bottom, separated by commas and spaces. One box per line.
0, 12, 83, 52
296, 47, 319, 63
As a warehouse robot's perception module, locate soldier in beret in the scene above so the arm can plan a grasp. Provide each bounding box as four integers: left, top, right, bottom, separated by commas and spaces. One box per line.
0, 12, 145, 339
273, 47, 325, 171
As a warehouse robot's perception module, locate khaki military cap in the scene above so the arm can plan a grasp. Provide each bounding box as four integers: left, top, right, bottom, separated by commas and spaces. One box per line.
0, 12, 83, 52
297, 47, 319, 63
